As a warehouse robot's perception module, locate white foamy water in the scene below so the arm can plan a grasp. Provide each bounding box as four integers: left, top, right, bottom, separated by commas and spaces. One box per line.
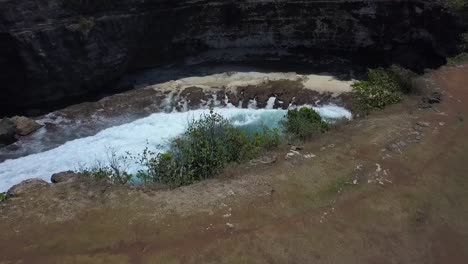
0, 106, 351, 192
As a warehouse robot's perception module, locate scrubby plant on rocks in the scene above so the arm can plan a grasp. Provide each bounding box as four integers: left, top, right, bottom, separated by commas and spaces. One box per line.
282, 107, 329, 141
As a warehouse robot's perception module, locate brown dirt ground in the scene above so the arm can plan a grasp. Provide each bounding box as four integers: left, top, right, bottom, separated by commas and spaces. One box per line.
1, 65, 468, 264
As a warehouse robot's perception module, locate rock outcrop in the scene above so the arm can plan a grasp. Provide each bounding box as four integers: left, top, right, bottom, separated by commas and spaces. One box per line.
0, 0, 464, 114
6, 178, 49, 197
11, 116, 43, 136
51, 171, 80, 184
0, 116, 42, 146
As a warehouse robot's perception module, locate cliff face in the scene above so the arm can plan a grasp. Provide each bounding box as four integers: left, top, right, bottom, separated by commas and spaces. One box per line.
0, 0, 463, 114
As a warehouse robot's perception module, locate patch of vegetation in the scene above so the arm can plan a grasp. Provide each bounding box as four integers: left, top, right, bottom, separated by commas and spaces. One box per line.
282, 107, 329, 141
133, 111, 282, 187
352, 66, 416, 113
81, 166, 133, 185
80, 150, 133, 185
0, 192, 6, 202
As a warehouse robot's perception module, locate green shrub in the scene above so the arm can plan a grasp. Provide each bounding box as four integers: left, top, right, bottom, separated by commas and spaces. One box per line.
352, 66, 415, 113
282, 107, 329, 140
135, 112, 282, 187
171, 112, 235, 181
0, 192, 6, 202
135, 151, 190, 187
252, 127, 282, 150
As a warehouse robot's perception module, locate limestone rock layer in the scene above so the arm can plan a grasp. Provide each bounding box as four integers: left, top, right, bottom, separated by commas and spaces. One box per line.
0, 0, 463, 113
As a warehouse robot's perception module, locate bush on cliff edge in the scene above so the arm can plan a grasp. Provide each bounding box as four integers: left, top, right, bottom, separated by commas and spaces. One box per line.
352, 66, 415, 113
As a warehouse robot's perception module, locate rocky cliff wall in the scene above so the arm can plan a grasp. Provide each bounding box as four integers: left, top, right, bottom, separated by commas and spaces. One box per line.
0, 0, 464, 114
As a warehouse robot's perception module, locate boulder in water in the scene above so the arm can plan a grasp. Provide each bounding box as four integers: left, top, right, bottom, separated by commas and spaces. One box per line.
11, 116, 43, 136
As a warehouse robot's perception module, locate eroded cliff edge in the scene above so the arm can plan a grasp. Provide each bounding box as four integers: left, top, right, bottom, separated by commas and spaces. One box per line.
0, 0, 464, 114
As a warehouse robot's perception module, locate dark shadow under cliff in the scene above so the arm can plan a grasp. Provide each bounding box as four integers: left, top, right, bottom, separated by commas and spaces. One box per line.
0, 0, 465, 116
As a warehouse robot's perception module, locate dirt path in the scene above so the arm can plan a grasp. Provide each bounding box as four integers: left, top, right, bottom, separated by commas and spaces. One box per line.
1, 65, 468, 264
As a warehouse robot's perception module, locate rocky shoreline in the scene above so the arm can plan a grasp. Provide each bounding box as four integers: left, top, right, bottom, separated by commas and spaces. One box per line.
5, 171, 80, 198
0, 71, 356, 162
